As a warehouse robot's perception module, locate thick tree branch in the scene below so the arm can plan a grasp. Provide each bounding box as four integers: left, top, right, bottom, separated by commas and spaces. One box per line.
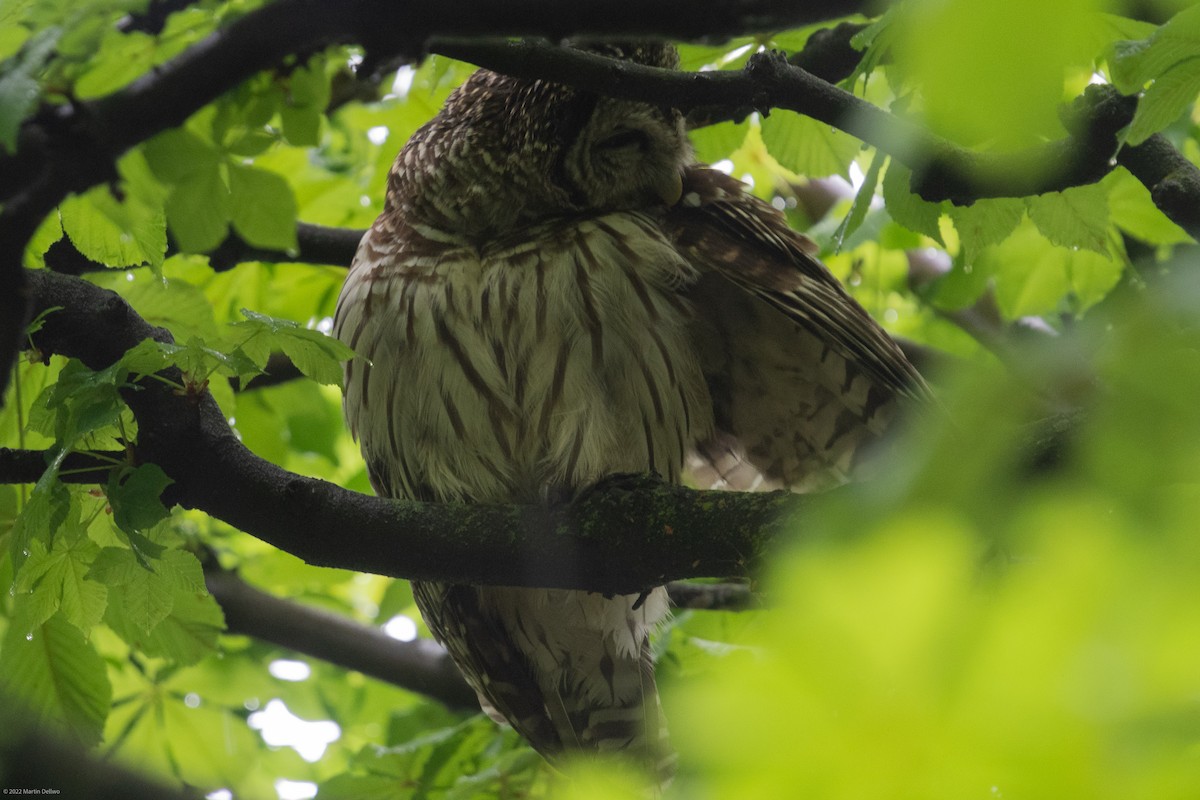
1118, 135, 1200, 242
20, 268, 797, 595
435, 41, 1132, 207
43, 223, 365, 276
0, 447, 124, 484
204, 565, 478, 709
205, 222, 364, 272
0, 440, 759, 703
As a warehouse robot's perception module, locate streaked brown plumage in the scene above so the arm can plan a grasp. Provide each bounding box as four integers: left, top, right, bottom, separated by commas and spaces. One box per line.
334, 42, 924, 782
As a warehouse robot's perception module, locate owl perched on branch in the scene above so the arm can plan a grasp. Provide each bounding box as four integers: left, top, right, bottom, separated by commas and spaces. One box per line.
334, 43, 924, 782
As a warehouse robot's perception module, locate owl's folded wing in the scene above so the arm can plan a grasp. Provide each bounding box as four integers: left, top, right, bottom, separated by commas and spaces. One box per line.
664, 166, 927, 492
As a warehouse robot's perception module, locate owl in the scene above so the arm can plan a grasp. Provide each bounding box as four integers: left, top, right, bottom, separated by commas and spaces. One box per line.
333, 43, 924, 783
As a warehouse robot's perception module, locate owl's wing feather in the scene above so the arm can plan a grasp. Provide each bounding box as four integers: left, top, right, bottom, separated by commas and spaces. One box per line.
667, 166, 926, 491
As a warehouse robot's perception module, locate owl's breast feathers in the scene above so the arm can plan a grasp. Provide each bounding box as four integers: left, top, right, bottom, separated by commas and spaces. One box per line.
335, 207, 713, 505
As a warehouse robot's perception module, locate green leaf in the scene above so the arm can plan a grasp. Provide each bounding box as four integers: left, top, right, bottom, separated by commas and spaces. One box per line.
166, 167, 230, 253
1110, 4, 1200, 92
87, 545, 145, 585
233, 309, 353, 386
1105, 168, 1193, 245
760, 111, 860, 178
318, 775, 408, 800
0, 26, 59, 151
1026, 184, 1111, 255
987, 228, 1071, 318
106, 463, 173, 536
159, 548, 208, 594
40, 358, 126, 444
0, 23, 31, 61
974, 218, 1118, 319
689, 120, 749, 165
0, 612, 112, 747
105, 579, 224, 665
279, 329, 351, 386
949, 197, 1025, 262
14, 536, 107, 633
157, 336, 257, 381
894, 0, 1094, 146
143, 127, 223, 184
59, 183, 166, 269
24, 209, 64, 267
73, 29, 156, 99
1125, 57, 1200, 145
118, 338, 175, 379
228, 164, 299, 252
9, 475, 71, 569
102, 671, 262, 789
833, 149, 884, 251
89, 546, 174, 633
1066, 247, 1124, 312
280, 56, 330, 147
882, 161, 945, 243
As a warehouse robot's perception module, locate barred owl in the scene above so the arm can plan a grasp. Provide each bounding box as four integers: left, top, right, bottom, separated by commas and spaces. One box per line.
334, 43, 924, 781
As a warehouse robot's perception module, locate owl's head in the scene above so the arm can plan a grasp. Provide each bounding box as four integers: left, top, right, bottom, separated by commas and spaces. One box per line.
393, 43, 689, 241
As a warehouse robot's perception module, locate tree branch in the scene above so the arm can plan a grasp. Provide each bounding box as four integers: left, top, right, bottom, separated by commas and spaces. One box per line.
20, 268, 797, 595
0, 441, 762, 702
666, 581, 760, 611
203, 565, 478, 709
205, 222, 364, 272
0, 447, 124, 484
43, 223, 365, 276
203, 566, 758, 708
434, 40, 1133, 207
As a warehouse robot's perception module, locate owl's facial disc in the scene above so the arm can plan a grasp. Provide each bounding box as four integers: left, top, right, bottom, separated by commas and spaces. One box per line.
563, 98, 688, 212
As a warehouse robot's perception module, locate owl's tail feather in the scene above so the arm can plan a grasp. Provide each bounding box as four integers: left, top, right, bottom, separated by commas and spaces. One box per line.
416, 582, 674, 789
547, 635, 676, 789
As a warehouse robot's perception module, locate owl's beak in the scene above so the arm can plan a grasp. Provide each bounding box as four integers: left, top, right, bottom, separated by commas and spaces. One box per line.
655, 170, 684, 207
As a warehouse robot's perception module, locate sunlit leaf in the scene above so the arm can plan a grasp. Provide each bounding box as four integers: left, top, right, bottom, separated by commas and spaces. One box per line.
59, 183, 166, 269
689, 120, 749, 165
166, 168, 231, 253
1105, 168, 1193, 245
14, 536, 107, 633
760, 110, 859, 178
1124, 57, 1200, 144
882, 161, 945, 243
90, 546, 173, 633
106, 579, 225, 665
228, 163, 299, 252
73, 29, 156, 98
1026, 184, 1111, 255
0, 612, 112, 747
949, 197, 1025, 262
894, 0, 1097, 147
1109, 4, 1200, 92
233, 308, 353, 386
